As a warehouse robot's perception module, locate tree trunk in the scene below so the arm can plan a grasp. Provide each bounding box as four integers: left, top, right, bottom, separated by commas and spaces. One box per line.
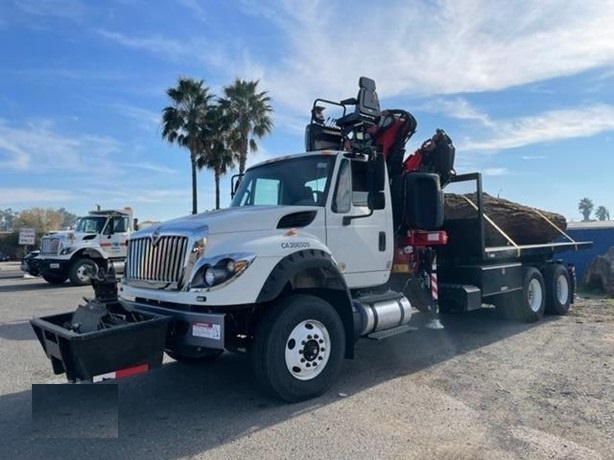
238, 132, 249, 174
190, 153, 198, 215
215, 169, 221, 210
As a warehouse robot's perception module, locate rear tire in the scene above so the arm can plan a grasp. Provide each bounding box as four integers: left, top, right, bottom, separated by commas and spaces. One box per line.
250, 294, 345, 402
42, 272, 67, 285
543, 264, 571, 315
493, 267, 545, 323
516, 267, 545, 323
68, 258, 98, 286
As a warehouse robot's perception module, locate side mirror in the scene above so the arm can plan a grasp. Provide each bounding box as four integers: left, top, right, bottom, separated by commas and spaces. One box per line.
369, 153, 386, 192
368, 192, 385, 210
231, 174, 244, 198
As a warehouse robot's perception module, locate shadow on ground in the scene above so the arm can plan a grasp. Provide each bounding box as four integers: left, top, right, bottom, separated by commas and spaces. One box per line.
0, 309, 548, 459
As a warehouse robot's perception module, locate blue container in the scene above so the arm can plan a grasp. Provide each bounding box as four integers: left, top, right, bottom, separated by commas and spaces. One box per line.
557, 222, 614, 283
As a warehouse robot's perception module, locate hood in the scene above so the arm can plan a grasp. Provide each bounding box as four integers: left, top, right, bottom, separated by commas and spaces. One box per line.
43, 230, 98, 242
133, 206, 319, 238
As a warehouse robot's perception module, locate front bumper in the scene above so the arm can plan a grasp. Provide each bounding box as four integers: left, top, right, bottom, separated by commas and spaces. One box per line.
120, 299, 226, 351
37, 258, 70, 274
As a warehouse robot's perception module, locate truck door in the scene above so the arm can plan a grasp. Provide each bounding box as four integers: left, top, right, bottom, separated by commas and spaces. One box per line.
102, 216, 129, 260
325, 158, 393, 288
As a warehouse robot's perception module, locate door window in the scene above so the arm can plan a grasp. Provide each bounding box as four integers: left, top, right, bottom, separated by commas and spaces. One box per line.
333, 160, 351, 213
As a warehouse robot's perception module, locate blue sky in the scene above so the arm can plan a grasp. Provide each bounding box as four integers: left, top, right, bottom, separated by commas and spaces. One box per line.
1, 0, 613, 223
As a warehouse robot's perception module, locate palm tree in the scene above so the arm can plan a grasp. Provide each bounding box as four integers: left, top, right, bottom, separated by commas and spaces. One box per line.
220, 79, 274, 175
595, 205, 610, 221
578, 197, 594, 221
197, 105, 236, 209
162, 77, 214, 214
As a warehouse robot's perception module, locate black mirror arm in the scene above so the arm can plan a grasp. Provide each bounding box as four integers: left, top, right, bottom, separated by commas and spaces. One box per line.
342, 210, 373, 226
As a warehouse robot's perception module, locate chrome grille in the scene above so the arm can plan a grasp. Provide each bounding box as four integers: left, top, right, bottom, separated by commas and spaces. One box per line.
40, 238, 60, 255
126, 236, 189, 285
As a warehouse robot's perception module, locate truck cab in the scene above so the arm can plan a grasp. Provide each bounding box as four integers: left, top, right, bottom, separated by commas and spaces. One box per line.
37, 207, 135, 286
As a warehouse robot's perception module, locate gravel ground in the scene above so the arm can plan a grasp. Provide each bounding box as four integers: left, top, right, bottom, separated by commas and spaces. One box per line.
0, 263, 612, 459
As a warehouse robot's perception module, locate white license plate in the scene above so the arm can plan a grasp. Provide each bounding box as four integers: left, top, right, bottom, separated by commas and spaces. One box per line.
50, 263, 60, 269
192, 322, 221, 340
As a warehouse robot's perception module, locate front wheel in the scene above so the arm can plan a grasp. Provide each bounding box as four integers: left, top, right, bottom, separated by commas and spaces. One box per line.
250, 294, 345, 402
68, 258, 98, 286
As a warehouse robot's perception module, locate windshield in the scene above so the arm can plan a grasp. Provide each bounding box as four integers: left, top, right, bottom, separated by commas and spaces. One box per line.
74, 216, 107, 233
231, 156, 336, 207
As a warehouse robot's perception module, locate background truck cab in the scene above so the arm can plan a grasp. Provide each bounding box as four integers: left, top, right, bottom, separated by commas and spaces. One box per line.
37, 207, 136, 286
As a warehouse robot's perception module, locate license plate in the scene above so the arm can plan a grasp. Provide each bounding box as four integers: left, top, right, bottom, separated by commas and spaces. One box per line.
192, 322, 220, 340
50, 263, 60, 269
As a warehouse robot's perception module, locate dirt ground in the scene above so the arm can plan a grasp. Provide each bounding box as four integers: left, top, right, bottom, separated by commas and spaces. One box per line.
395, 293, 614, 459
0, 269, 612, 459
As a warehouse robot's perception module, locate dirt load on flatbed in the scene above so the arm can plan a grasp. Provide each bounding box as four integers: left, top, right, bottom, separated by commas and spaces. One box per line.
445, 192, 567, 246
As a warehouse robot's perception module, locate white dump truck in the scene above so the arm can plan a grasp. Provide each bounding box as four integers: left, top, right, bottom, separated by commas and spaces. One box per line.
37, 207, 136, 286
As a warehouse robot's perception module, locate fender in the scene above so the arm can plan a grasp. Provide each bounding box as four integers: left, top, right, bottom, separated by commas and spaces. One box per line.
257, 249, 356, 358
71, 247, 107, 263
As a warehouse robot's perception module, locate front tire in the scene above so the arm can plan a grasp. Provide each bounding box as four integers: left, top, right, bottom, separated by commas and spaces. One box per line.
543, 264, 572, 315
250, 294, 345, 402
68, 258, 98, 286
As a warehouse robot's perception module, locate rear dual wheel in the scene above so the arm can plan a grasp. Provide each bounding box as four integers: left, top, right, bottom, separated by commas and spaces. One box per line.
543, 264, 572, 315
495, 267, 545, 323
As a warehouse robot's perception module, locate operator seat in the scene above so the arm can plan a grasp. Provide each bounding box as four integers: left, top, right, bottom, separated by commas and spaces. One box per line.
293, 186, 316, 205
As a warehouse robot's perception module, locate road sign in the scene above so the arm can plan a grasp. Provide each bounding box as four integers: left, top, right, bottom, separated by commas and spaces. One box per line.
19, 228, 36, 245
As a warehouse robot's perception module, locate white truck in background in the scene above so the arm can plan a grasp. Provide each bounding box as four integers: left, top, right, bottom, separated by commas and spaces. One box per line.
37, 207, 137, 286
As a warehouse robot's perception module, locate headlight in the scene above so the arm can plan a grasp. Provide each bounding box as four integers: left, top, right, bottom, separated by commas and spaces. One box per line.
190, 253, 255, 290
204, 266, 217, 286
60, 246, 75, 255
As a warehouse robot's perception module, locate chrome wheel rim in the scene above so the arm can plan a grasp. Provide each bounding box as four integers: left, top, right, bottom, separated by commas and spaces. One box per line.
285, 319, 330, 381
556, 274, 569, 305
528, 278, 543, 312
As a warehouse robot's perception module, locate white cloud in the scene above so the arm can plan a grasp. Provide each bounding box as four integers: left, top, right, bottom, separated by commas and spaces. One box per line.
0, 188, 73, 205
97, 29, 192, 58
482, 167, 508, 176
521, 155, 546, 160
108, 103, 161, 131
460, 104, 614, 151
14, 0, 86, 19
91, 1, 614, 118
246, 0, 614, 112
416, 97, 494, 126
177, 0, 208, 21
121, 162, 180, 175
0, 119, 122, 174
